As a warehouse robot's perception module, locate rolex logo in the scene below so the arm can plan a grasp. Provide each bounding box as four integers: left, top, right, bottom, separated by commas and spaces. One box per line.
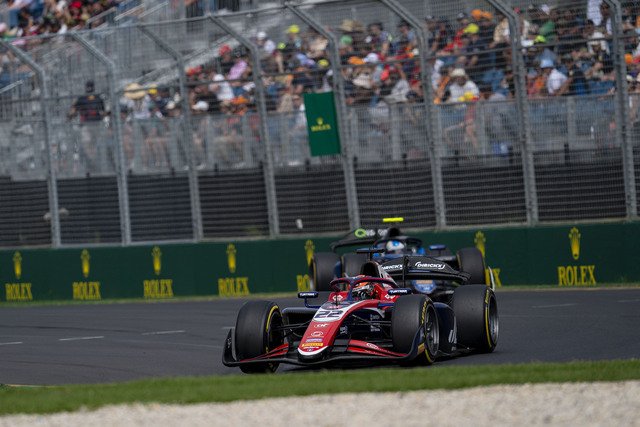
152, 246, 162, 276
13, 251, 22, 280
227, 244, 237, 274
569, 227, 581, 260
317, 118, 323, 125
305, 240, 315, 266
81, 249, 91, 278
474, 231, 486, 258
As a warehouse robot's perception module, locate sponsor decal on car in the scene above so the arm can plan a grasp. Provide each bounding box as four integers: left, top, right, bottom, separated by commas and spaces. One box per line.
382, 264, 403, 270
305, 338, 323, 343
313, 308, 348, 322
414, 262, 446, 270
300, 342, 323, 348
311, 331, 323, 338
298, 291, 319, 299
315, 323, 328, 328
366, 343, 380, 350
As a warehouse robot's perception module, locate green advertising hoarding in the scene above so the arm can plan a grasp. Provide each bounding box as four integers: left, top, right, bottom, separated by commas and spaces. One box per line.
304, 91, 341, 156
1, 222, 639, 303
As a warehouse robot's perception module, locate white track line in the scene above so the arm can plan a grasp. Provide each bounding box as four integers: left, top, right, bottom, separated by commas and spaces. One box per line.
58, 336, 104, 341
532, 303, 577, 309
617, 299, 640, 303
0, 341, 23, 346
141, 330, 185, 336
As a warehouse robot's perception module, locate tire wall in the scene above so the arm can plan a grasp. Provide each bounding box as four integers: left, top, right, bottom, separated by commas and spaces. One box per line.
0, 221, 639, 302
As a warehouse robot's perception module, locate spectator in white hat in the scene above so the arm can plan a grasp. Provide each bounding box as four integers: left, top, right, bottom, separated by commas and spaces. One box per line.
446, 68, 479, 103
256, 31, 276, 58
540, 59, 568, 96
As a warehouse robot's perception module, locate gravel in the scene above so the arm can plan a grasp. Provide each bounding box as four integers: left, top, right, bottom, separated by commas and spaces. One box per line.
2, 381, 639, 427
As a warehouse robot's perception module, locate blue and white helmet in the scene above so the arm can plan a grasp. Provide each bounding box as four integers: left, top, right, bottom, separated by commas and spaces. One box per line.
385, 240, 406, 254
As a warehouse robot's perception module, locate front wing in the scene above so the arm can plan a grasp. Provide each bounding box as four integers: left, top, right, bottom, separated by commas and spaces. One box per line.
222, 328, 425, 368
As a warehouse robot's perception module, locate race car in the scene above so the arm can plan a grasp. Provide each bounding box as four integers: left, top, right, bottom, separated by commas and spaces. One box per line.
309, 226, 487, 292
222, 254, 498, 373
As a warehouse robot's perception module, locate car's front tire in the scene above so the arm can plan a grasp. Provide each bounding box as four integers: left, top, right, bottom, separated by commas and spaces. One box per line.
392, 294, 439, 365
235, 300, 284, 373
457, 247, 486, 285
309, 252, 340, 292
453, 285, 498, 353
341, 252, 368, 277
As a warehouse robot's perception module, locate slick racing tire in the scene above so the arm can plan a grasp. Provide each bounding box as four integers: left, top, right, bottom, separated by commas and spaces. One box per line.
457, 247, 487, 285
392, 295, 439, 365
309, 252, 340, 292
235, 300, 284, 374
453, 285, 498, 353
341, 253, 368, 277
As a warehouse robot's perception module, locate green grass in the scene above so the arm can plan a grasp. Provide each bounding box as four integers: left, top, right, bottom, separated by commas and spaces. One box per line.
1, 359, 639, 415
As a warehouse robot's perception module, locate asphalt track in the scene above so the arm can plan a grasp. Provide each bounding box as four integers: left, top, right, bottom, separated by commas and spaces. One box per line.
1, 288, 639, 385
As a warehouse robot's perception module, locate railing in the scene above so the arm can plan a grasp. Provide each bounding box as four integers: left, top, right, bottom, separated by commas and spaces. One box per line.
0, 0, 637, 248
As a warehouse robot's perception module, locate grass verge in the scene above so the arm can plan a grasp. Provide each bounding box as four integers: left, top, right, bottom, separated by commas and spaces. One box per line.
1, 359, 639, 415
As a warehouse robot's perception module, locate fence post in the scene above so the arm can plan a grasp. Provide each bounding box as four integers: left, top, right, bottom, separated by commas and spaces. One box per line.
487, 0, 539, 224
286, 4, 361, 228
606, 0, 638, 218
137, 24, 204, 241
380, 0, 446, 228
210, 14, 281, 235
287, 3, 361, 229
71, 33, 132, 245
566, 97, 577, 149
0, 41, 61, 247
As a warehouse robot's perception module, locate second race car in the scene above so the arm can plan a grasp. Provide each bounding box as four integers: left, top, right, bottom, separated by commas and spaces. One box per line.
309, 226, 487, 292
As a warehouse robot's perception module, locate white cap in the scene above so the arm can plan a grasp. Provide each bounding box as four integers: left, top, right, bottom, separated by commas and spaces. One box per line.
450, 68, 466, 78
364, 52, 379, 63
192, 100, 209, 111
540, 58, 554, 69
257, 31, 267, 40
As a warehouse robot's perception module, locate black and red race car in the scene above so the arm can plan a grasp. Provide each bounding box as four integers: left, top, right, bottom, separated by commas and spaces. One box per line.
222, 253, 498, 373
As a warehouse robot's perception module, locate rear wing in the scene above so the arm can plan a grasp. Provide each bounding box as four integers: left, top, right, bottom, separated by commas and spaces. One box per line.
328, 227, 423, 252
380, 256, 470, 284
329, 227, 389, 251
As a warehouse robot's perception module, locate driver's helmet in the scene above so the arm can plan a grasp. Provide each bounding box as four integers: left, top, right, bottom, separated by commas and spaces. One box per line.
385, 240, 406, 254
352, 275, 375, 300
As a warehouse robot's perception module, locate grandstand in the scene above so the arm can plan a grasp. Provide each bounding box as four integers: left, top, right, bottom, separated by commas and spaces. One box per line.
0, 0, 637, 247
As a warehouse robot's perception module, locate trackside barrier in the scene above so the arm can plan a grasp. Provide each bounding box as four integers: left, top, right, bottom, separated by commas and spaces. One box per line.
1, 221, 638, 302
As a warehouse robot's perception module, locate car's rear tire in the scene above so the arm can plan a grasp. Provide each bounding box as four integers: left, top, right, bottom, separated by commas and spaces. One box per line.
453, 285, 498, 353
309, 252, 340, 292
392, 295, 439, 365
457, 247, 486, 285
235, 300, 284, 373
341, 253, 368, 277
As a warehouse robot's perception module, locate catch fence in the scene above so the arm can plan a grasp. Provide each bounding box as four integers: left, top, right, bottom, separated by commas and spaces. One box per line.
0, 0, 637, 247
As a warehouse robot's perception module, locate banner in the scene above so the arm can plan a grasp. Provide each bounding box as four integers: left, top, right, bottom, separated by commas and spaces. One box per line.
1, 222, 639, 302
304, 92, 341, 156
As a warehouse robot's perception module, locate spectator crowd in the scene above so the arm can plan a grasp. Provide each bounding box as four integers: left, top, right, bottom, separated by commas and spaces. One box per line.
176, 1, 640, 120
0, 0, 126, 38
6, 0, 640, 167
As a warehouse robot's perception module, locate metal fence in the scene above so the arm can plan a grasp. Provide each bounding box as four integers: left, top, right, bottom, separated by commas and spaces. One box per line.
0, 0, 638, 248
